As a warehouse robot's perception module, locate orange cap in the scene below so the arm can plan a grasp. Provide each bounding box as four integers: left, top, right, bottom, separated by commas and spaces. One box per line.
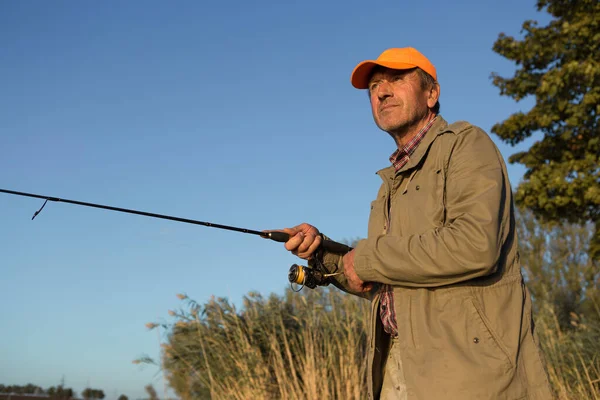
350, 47, 437, 89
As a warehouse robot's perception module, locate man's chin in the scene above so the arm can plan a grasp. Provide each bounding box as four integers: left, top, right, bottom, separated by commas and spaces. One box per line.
382, 124, 410, 136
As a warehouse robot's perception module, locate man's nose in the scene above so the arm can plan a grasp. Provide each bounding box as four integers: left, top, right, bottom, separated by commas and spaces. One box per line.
376, 81, 393, 100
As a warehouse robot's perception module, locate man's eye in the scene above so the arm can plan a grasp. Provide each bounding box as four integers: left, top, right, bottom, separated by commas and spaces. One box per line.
369, 82, 379, 91
392, 75, 403, 81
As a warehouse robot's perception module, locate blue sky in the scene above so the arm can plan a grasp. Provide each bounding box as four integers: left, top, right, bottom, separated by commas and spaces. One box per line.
1, 1, 549, 399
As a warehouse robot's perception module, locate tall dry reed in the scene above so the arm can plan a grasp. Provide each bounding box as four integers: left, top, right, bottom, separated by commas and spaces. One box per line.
147, 288, 370, 400
534, 302, 600, 400
141, 284, 600, 399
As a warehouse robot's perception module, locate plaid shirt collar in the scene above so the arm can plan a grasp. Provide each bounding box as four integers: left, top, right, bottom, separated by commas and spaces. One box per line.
389, 116, 437, 172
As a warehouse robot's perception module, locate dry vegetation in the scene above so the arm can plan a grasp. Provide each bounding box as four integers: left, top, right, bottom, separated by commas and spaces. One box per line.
140, 211, 599, 399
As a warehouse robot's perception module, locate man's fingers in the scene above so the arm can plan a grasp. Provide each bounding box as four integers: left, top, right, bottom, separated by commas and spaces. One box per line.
296, 231, 318, 254
292, 223, 319, 237
280, 223, 321, 259
284, 231, 305, 252
303, 234, 322, 258
296, 233, 321, 259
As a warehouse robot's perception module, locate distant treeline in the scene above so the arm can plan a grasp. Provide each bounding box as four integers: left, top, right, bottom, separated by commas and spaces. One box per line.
0, 384, 112, 400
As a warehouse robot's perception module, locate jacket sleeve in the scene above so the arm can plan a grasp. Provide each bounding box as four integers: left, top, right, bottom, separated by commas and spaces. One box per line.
353, 127, 509, 288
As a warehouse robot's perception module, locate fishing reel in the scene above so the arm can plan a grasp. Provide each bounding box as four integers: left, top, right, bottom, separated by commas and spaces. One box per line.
288, 264, 329, 290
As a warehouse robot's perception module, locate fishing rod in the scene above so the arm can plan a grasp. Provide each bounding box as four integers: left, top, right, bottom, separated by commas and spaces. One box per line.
0, 188, 351, 289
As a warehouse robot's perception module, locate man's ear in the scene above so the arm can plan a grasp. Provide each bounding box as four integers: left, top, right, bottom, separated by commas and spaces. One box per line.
427, 83, 440, 108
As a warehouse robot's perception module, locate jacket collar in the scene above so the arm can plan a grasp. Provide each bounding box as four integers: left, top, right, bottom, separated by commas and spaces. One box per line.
377, 115, 449, 181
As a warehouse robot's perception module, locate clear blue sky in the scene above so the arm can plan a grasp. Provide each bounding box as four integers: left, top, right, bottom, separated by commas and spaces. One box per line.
1, 1, 549, 399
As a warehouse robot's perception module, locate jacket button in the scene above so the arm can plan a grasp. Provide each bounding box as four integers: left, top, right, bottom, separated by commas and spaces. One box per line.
416, 185, 420, 190
473, 337, 480, 344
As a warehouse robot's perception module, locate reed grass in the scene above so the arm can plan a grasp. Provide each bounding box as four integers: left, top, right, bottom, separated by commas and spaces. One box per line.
148, 288, 369, 399
141, 288, 599, 399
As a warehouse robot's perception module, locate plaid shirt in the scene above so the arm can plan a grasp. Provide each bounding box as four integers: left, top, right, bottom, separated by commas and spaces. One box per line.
380, 116, 437, 337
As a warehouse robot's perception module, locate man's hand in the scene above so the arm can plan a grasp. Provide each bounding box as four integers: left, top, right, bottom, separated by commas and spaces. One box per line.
281, 223, 322, 260
343, 250, 373, 293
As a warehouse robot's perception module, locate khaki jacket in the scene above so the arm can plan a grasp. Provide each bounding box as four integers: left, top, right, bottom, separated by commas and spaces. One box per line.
317, 117, 553, 399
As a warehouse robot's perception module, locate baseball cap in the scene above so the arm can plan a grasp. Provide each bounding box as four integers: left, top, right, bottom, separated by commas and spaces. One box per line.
350, 47, 437, 89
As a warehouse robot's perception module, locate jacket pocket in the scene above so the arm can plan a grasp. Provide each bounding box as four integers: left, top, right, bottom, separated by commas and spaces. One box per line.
367, 198, 386, 238
423, 295, 512, 374
394, 293, 419, 349
395, 168, 444, 235
468, 297, 514, 369
404, 294, 517, 398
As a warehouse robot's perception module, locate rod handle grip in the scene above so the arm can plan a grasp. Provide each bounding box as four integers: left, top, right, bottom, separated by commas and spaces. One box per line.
266, 231, 352, 254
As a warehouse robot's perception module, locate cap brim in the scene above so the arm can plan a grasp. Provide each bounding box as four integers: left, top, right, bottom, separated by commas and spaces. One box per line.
351, 60, 418, 89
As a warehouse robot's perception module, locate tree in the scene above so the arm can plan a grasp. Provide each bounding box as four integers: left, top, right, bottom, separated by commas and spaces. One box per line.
0, 384, 44, 394
117, 395, 129, 400
82, 388, 105, 399
491, 0, 600, 259
516, 208, 599, 328
48, 385, 75, 399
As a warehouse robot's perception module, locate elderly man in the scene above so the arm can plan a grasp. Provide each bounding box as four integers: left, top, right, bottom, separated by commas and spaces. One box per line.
281, 48, 553, 399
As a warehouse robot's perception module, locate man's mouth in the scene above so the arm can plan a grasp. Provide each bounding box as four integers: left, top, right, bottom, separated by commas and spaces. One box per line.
379, 104, 398, 112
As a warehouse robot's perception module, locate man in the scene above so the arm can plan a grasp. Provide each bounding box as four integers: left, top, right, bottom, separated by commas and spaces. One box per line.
281, 48, 553, 399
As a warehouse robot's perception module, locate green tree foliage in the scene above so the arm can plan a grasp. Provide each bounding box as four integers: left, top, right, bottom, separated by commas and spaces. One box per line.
118, 395, 129, 400
491, 0, 600, 258
0, 384, 89, 399
82, 388, 105, 399
0, 384, 44, 394
47, 385, 75, 399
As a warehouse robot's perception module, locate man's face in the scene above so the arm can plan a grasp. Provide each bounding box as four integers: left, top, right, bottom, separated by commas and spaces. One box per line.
368, 67, 433, 135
